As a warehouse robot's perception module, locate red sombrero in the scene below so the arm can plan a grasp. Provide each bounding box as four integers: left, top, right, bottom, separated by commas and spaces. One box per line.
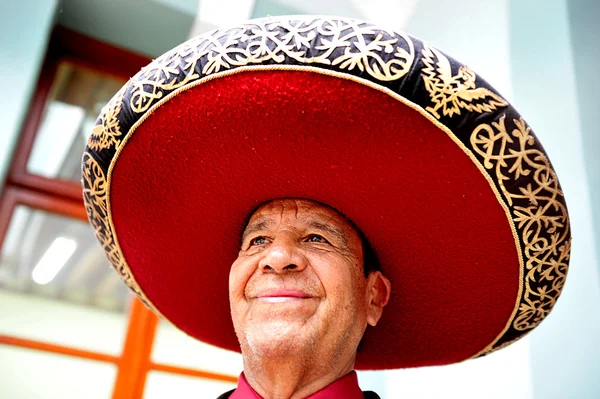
82, 16, 571, 370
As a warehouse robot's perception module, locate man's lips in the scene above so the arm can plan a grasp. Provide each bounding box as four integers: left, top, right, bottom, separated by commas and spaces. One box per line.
254, 289, 314, 303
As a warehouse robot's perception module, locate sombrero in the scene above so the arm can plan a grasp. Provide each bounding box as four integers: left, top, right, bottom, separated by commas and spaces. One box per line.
82, 15, 571, 370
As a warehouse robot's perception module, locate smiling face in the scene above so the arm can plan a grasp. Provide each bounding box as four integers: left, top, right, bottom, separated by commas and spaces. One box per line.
229, 198, 390, 363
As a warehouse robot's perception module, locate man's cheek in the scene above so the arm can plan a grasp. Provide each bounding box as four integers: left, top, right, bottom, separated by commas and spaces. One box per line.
230, 260, 251, 291
230, 277, 246, 302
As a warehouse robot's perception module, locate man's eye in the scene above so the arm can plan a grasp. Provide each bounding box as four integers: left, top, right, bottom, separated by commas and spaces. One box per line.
306, 234, 329, 244
250, 236, 268, 246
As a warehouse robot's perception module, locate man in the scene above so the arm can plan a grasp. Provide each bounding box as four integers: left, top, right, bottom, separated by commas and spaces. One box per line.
82, 15, 570, 399
224, 198, 390, 398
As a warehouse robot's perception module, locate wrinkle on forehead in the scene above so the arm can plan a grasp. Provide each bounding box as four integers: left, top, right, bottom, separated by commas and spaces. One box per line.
248, 199, 345, 228
252, 199, 339, 219
255, 198, 305, 219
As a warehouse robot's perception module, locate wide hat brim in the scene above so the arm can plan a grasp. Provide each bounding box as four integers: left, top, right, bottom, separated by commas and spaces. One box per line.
82, 16, 571, 370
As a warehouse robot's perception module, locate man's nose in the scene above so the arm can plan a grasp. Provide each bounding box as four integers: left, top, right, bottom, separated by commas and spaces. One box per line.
258, 237, 307, 273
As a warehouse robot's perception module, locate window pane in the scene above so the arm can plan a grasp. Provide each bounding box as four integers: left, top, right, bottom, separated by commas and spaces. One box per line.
152, 320, 243, 376
0, 205, 131, 355
26, 61, 126, 181
144, 371, 236, 399
0, 346, 116, 399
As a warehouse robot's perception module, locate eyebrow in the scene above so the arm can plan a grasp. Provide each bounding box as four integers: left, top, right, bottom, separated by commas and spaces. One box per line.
305, 220, 349, 247
241, 219, 273, 243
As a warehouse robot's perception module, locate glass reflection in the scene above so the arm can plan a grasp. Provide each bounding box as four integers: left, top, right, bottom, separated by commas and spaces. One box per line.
0, 205, 130, 312
27, 61, 126, 181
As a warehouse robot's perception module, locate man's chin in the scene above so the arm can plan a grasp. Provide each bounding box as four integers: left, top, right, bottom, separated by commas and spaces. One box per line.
241, 321, 316, 358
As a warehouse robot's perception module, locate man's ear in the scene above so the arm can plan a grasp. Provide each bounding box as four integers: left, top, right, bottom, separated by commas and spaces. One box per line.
366, 271, 391, 327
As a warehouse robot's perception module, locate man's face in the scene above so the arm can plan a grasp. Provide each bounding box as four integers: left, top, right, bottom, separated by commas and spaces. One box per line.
229, 198, 377, 360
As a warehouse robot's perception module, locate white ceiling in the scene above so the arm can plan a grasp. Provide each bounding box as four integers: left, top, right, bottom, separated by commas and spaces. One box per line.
57, 0, 422, 57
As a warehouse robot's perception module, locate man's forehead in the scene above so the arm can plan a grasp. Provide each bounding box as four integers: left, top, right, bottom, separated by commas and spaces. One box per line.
247, 199, 347, 226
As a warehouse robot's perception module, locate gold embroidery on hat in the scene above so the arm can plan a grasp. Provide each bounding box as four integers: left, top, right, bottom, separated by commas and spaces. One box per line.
81, 151, 156, 311
470, 116, 570, 352
421, 43, 508, 119
129, 17, 415, 114
87, 86, 126, 151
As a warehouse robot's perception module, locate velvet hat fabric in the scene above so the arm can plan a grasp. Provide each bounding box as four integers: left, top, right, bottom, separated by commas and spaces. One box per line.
82, 16, 571, 369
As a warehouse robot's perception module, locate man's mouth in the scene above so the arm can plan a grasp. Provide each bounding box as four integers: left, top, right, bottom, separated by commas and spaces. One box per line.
255, 289, 313, 303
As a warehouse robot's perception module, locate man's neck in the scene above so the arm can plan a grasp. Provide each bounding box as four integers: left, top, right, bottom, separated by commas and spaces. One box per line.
242, 351, 355, 399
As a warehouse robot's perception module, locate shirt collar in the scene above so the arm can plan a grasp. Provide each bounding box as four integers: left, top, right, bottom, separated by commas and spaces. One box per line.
230, 370, 364, 399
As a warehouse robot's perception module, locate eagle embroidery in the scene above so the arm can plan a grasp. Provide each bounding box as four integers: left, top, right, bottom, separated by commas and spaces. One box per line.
87, 86, 126, 152
420, 44, 508, 119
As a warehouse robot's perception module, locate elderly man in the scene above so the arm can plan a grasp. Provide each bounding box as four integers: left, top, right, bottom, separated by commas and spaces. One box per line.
224, 198, 390, 398
83, 16, 570, 399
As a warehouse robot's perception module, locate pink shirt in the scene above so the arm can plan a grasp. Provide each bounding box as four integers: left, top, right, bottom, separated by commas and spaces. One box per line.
230, 371, 364, 399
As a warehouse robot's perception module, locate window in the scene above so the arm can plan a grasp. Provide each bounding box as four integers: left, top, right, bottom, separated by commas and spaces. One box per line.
0, 27, 238, 399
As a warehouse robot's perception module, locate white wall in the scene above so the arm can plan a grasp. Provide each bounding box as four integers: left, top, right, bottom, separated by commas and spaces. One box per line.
0, 345, 117, 399
0, 290, 128, 355
568, 0, 600, 300
0, 290, 123, 398
0, 290, 241, 398
153, 320, 243, 376
508, 0, 600, 397
0, 0, 57, 191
